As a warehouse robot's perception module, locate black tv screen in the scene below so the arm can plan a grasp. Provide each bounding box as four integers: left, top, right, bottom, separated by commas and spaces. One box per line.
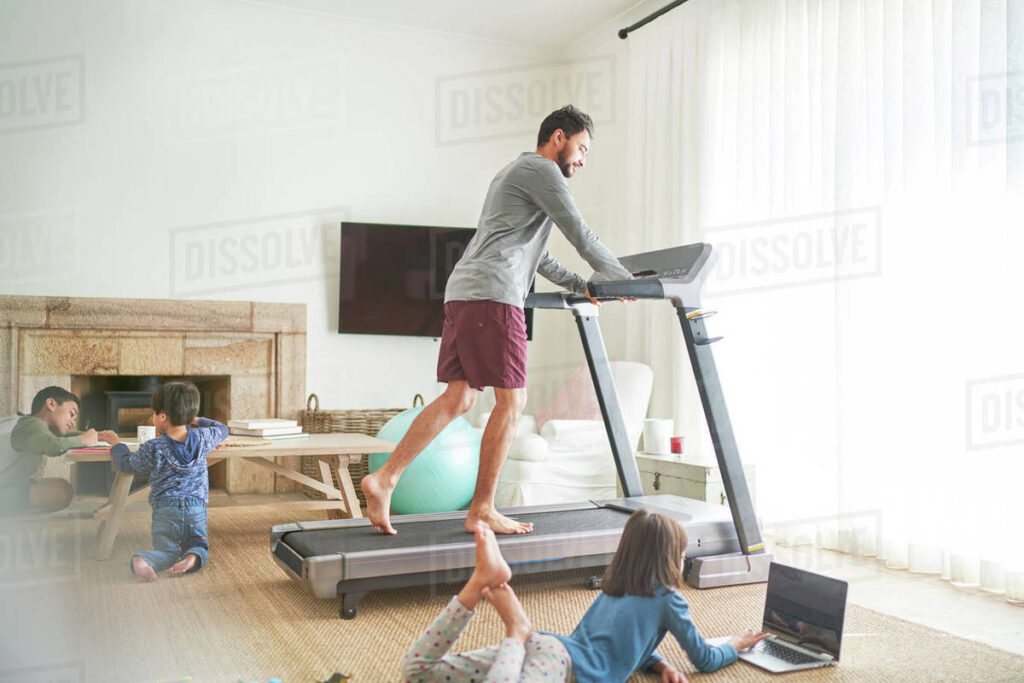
339, 222, 534, 339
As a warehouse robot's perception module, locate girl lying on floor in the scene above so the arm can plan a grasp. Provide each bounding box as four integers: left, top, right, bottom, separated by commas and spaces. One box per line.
401, 508, 768, 683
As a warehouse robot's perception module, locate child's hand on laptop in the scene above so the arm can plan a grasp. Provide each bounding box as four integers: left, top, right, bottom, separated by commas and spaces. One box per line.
728, 629, 771, 651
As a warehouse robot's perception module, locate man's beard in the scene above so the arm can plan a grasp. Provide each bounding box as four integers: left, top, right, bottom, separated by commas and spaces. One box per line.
557, 149, 574, 178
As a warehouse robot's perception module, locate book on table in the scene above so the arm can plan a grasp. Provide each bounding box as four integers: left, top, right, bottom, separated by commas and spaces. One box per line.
229, 425, 304, 436
228, 418, 298, 429
69, 441, 113, 452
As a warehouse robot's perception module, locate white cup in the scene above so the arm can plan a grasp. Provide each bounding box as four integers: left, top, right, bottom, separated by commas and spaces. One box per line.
643, 418, 674, 455
137, 425, 156, 444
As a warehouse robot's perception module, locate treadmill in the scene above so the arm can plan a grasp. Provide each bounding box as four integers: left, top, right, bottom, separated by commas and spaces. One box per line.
271, 242, 771, 619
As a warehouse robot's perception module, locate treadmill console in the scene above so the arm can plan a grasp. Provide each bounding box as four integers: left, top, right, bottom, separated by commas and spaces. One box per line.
617, 242, 713, 283
588, 242, 715, 304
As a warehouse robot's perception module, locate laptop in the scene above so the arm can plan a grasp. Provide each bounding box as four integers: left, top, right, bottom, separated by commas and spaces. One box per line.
710, 562, 848, 673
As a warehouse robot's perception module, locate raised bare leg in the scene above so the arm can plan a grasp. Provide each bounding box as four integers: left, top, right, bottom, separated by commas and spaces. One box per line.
482, 584, 533, 644
400, 524, 510, 683
465, 386, 533, 534
455, 521, 512, 611
362, 381, 476, 534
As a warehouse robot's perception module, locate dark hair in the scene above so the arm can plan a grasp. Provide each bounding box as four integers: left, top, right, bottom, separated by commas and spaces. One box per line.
536, 105, 594, 147
601, 509, 688, 597
31, 386, 81, 415
151, 381, 200, 427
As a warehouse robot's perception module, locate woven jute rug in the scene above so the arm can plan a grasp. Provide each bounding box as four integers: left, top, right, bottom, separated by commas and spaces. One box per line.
1, 508, 1021, 682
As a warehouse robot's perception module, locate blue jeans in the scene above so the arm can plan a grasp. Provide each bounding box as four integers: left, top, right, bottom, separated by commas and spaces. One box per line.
133, 496, 209, 574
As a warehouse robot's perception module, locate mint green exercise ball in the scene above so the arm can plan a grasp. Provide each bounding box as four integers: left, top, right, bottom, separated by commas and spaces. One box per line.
368, 407, 481, 515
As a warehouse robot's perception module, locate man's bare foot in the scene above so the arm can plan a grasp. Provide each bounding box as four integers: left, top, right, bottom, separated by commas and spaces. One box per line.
465, 507, 533, 535
361, 471, 397, 535
482, 584, 532, 644
168, 553, 199, 575
132, 556, 156, 582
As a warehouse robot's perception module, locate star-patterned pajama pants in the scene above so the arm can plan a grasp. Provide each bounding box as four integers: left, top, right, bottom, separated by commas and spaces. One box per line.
401, 596, 573, 683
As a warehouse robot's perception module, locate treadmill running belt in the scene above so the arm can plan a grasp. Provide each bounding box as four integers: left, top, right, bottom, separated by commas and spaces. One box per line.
282, 506, 632, 557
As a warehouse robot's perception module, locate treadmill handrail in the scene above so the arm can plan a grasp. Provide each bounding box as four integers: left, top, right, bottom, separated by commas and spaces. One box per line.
524, 292, 626, 310
586, 278, 666, 299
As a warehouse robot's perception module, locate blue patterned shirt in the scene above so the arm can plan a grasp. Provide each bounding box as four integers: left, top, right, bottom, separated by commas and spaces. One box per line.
110, 418, 228, 504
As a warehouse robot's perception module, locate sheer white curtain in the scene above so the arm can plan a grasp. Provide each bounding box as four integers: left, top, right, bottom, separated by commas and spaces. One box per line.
624, 0, 1024, 602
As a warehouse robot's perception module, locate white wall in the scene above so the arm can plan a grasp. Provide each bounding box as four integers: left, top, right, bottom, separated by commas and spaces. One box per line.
523, 1, 700, 421
515, 10, 640, 416
0, 0, 617, 411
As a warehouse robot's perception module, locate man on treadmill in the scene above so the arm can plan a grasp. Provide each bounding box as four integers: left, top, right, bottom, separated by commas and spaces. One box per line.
361, 105, 632, 535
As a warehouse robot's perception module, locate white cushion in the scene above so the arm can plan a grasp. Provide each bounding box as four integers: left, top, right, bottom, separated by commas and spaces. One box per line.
609, 361, 654, 450
508, 433, 549, 462
478, 413, 538, 437
494, 361, 654, 507
517, 414, 538, 435
541, 419, 611, 452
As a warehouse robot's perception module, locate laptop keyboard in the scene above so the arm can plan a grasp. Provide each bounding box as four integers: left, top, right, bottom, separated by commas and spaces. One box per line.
757, 639, 822, 665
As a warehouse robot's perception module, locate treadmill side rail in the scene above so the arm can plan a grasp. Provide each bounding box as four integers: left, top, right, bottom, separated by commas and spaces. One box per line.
305, 554, 347, 599
683, 551, 772, 588
270, 522, 302, 549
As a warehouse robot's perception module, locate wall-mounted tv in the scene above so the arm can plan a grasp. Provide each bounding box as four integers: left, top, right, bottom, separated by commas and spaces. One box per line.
339, 222, 534, 339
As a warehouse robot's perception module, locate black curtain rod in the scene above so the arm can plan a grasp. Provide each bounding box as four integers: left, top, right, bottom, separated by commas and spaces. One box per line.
618, 0, 691, 39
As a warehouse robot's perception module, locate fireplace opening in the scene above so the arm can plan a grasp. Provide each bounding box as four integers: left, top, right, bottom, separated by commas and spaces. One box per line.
70, 375, 231, 495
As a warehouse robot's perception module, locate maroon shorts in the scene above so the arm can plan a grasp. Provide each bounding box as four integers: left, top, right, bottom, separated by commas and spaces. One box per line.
436, 300, 527, 390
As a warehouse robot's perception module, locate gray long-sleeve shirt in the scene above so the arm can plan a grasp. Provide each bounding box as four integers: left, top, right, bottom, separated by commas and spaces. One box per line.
445, 152, 631, 307
1, 414, 84, 486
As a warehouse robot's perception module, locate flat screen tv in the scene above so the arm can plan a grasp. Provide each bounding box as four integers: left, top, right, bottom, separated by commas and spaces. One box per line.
339, 222, 534, 339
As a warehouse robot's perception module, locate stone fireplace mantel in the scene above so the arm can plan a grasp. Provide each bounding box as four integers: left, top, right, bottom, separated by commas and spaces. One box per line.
0, 295, 306, 493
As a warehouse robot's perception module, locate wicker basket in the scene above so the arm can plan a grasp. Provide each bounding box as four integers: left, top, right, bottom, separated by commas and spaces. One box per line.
299, 393, 424, 503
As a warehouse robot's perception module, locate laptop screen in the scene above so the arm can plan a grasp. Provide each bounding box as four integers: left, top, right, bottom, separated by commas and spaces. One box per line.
761, 563, 849, 661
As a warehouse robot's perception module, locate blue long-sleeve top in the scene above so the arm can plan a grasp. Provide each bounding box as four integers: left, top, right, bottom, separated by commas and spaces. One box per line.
110, 418, 228, 505
547, 586, 738, 682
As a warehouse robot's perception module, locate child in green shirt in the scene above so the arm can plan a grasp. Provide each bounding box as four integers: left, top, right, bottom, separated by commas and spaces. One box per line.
1, 386, 100, 515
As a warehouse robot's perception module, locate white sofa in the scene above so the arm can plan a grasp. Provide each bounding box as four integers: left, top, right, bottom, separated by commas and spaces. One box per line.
488, 361, 654, 507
